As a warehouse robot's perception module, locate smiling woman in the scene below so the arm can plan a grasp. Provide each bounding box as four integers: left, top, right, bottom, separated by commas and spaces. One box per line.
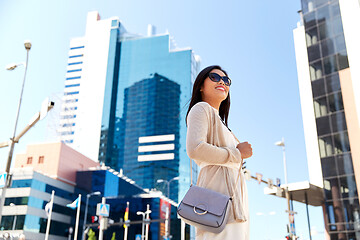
184, 65, 253, 240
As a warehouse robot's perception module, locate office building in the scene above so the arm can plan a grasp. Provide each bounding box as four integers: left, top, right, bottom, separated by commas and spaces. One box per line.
59, 11, 200, 203
293, 0, 360, 238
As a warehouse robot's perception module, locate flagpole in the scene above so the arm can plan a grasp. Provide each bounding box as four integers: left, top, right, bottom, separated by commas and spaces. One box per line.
124, 201, 129, 240
74, 194, 82, 240
45, 190, 55, 240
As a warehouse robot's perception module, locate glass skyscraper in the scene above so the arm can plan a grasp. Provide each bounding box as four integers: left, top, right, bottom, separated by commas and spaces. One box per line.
294, 0, 360, 238
60, 11, 200, 203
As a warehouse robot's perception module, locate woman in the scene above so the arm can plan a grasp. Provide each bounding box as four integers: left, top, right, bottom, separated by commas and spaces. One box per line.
186, 65, 253, 239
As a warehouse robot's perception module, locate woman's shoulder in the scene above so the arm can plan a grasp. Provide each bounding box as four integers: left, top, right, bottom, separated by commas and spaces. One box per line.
191, 101, 213, 113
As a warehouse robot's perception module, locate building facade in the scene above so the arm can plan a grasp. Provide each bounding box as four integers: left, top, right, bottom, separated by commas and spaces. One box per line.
59, 11, 200, 203
293, 0, 360, 238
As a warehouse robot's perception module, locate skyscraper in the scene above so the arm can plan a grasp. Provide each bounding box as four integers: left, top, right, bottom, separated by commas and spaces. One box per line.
60, 11, 200, 202
293, 0, 360, 238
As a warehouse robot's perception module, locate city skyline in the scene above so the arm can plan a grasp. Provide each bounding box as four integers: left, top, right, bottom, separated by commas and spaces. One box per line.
0, 1, 328, 239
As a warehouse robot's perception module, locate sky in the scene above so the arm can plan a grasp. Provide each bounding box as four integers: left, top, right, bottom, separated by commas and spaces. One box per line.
0, 0, 326, 239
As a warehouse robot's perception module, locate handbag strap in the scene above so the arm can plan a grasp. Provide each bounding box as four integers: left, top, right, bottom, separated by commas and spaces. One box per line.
190, 119, 244, 200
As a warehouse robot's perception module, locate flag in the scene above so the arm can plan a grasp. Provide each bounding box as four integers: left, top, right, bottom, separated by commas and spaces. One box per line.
45, 200, 53, 218
66, 196, 80, 209
123, 202, 129, 228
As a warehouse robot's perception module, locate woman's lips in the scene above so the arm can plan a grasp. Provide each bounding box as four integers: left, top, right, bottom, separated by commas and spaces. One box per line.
215, 86, 226, 92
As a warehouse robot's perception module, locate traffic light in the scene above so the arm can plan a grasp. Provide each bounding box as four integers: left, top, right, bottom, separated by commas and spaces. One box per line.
91, 216, 98, 223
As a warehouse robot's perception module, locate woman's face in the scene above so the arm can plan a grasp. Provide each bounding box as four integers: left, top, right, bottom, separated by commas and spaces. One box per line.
200, 69, 229, 103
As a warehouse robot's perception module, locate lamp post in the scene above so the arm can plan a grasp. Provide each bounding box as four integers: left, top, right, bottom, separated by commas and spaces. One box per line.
82, 191, 101, 240
156, 176, 180, 199
0, 40, 31, 224
9, 203, 16, 230
275, 137, 296, 239
137, 209, 152, 240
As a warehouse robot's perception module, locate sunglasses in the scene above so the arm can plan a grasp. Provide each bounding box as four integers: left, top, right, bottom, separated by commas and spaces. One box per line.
208, 72, 232, 86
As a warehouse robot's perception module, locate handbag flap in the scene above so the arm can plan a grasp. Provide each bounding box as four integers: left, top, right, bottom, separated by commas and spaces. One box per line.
181, 185, 230, 216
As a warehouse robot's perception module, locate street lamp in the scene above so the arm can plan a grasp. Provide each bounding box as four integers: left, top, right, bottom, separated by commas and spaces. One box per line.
156, 176, 180, 199
137, 209, 152, 240
275, 137, 296, 239
82, 191, 101, 240
0, 40, 32, 224
9, 203, 16, 230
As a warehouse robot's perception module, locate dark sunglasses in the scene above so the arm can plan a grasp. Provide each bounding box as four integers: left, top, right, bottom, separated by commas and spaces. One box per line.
208, 72, 232, 86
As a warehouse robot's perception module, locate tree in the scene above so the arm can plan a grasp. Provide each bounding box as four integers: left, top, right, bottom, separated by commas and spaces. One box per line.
87, 229, 97, 240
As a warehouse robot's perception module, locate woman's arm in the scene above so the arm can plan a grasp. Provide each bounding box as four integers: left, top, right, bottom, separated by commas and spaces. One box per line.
186, 104, 242, 164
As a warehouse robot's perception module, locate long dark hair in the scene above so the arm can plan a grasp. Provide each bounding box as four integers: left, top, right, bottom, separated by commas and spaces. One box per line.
186, 65, 231, 126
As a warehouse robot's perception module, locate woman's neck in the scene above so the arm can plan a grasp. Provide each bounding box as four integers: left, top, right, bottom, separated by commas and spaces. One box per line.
203, 99, 220, 111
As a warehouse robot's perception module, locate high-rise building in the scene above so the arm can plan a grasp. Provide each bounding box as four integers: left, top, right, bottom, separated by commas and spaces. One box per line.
293, 0, 360, 238
59, 11, 200, 203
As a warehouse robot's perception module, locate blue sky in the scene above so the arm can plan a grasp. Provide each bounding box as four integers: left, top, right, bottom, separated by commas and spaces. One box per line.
0, 0, 325, 239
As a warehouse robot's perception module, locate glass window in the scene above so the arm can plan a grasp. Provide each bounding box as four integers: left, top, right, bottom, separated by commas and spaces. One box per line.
312, 78, 325, 98
314, 97, 328, 118
339, 175, 358, 198
333, 131, 350, 154
325, 73, 341, 93
315, 0, 328, 8
318, 22, 332, 40
330, 3, 341, 18
332, 16, 344, 36
323, 55, 338, 75
316, 5, 331, 24
337, 51, 349, 70
321, 157, 337, 177
316, 116, 331, 136
308, 44, 321, 62
309, 60, 323, 80
334, 35, 346, 52
306, 27, 318, 47
328, 92, 344, 113
331, 111, 347, 133
304, 11, 316, 29
321, 39, 335, 58
337, 153, 354, 176
319, 136, 333, 157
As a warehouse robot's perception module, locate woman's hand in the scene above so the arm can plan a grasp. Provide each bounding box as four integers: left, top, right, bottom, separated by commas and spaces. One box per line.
236, 142, 252, 159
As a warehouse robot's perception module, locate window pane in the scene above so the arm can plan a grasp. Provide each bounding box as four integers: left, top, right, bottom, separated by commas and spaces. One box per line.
306, 27, 319, 47
304, 11, 316, 29
319, 136, 333, 157
316, 116, 331, 136
330, 3, 341, 18
333, 132, 350, 154
323, 55, 338, 75
312, 78, 325, 98
314, 97, 328, 118
334, 35, 346, 52
318, 22, 332, 40
308, 44, 321, 62
309, 60, 323, 80
328, 92, 344, 113
321, 38, 335, 58
337, 51, 349, 70
339, 175, 358, 198
325, 73, 341, 93
321, 156, 337, 177
316, 5, 331, 24
331, 111, 347, 133
332, 16, 344, 36
337, 153, 354, 176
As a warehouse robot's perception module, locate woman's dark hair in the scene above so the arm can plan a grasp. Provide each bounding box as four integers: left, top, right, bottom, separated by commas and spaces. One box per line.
186, 65, 230, 126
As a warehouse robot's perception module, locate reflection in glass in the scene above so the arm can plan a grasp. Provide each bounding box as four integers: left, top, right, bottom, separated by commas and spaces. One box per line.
332, 16, 344, 36
331, 111, 347, 133
306, 27, 318, 47
321, 157, 337, 177
333, 132, 350, 154
330, 3, 341, 18
304, 11, 316, 28
318, 22, 332, 40
339, 175, 358, 199
316, 116, 331, 136
321, 38, 335, 57
328, 92, 344, 113
319, 136, 333, 157
314, 97, 328, 118
323, 55, 338, 75
334, 35, 346, 53
316, 5, 330, 24
337, 51, 349, 70
308, 44, 321, 62
325, 73, 341, 93
337, 154, 354, 176
311, 78, 325, 98
310, 60, 323, 80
